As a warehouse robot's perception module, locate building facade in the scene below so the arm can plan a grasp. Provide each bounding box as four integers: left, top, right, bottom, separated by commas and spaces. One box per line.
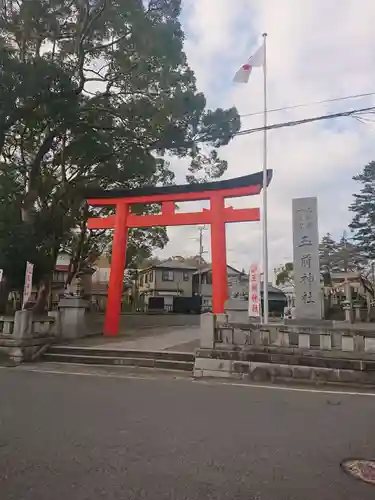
137, 261, 197, 310
194, 265, 287, 315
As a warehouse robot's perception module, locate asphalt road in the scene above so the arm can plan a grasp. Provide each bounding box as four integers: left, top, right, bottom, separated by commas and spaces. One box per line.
1, 366, 375, 500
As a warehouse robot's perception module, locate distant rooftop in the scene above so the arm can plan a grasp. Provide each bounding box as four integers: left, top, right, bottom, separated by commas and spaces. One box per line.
193, 264, 243, 275
140, 260, 198, 271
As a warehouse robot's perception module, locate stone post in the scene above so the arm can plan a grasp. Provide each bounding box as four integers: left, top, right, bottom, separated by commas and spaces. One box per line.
9, 310, 33, 362
353, 302, 362, 322
13, 310, 33, 340
225, 297, 251, 324
342, 300, 353, 323
58, 298, 90, 339
48, 310, 61, 337
344, 281, 352, 304
292, 197, 322, 321
200, 312, 215, 349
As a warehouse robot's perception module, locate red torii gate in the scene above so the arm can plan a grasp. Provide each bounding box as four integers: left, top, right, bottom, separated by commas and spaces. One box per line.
87, 170, 272, 336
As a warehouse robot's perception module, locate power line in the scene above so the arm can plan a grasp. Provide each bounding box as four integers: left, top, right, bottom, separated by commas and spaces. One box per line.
234, 106, 375, 137
239, 91, 375, 118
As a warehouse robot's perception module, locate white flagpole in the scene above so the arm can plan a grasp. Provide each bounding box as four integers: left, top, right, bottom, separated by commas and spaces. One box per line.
262, 32, 269, 324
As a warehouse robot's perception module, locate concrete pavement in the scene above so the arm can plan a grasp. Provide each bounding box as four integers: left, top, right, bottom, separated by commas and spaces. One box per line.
71, 320, 201, 352
1, 365, 375, 499
94, 326, 201, 351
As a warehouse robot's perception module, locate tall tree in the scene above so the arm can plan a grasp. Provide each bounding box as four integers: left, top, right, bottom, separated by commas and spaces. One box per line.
275, 262, 293, 286
350, 161, 375, 260
319, 233, 338, 274
335, 232, 365, 272
0, 0, 240, 310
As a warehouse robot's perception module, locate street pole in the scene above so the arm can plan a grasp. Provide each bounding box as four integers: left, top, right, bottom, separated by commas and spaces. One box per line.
261, 32, 269, 324
199, 227, 204, 296
189, 226, 207, 297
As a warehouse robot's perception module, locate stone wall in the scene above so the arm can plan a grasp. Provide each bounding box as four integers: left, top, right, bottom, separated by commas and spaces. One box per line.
0, 310, 58, 363
195, 312, 375, 386
194, 348, 375, 386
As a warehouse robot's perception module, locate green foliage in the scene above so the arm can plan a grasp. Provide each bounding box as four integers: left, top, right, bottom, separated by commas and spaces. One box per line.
275, 262, 293, 286
0, 0, 240, 303
276, 232, 364, 288
350, 161, 375, 260
335, 233, 365, 272
319, 232, 364, 274
0, 168, 54, 290
319, 233, 337, 273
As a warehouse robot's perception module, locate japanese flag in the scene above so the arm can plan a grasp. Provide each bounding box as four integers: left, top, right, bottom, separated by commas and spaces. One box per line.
233, 42, 265, 83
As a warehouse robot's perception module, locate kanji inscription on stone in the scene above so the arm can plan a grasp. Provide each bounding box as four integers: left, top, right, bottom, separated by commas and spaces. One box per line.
292, 197, 321, 319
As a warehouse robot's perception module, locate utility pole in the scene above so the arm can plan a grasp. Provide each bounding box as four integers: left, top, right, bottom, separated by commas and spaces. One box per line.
198, 226, 204, 265
188, 226, 208, 296
197, 226, 208, 296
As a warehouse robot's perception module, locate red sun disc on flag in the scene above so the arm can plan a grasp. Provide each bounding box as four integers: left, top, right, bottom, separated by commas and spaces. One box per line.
242, 64, 251, 71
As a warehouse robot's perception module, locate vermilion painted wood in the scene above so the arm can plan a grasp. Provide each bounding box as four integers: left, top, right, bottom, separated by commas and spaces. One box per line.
87, 183, 261, 206
87, 183, 263, 337
104, 203, 129, 336
210, 195, 228, 314
87, 207, 260, 230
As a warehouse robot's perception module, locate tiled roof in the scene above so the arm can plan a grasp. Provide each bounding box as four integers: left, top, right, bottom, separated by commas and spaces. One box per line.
193, 264, 243, 275
141, 260, 198, 271
260, 283, 285, 295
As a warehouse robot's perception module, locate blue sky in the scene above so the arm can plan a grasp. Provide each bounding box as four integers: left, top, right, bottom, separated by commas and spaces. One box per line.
157, 0, 375, 275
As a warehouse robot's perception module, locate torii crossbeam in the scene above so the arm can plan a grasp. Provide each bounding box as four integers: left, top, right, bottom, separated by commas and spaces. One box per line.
87, 169, 273, 336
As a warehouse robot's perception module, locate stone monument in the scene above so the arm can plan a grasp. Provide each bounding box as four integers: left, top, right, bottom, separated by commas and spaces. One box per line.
292, 197, 322, 321
58, 273, 90, 339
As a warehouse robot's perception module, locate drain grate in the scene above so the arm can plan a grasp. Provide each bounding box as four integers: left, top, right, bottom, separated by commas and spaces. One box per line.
341, 459, 375, 485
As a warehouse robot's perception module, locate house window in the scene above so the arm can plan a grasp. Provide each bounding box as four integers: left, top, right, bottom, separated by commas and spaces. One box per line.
183, 272, 189, 281
140, 275, 144, 286
149, 271, 153, 281
145, 274, 148, 284
162, 270, 174, 281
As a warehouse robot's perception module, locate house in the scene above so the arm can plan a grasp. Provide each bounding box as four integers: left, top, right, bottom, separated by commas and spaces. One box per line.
90, 254, 111, 310
193, 265, 287, 315
193, 264, 247, 310
90, 254, 135, 311
137, 260, 197, 310
259, 283, 288, 315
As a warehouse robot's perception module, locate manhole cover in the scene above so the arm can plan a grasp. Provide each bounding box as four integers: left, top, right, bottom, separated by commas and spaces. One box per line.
341, 459, 375, 485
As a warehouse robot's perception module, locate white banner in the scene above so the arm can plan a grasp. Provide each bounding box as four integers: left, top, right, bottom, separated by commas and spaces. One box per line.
248, 263, 261, 317
0, 269, 3, 283
22, 262, 34, 308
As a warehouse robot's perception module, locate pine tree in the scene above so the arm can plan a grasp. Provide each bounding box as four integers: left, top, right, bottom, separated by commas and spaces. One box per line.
319, 233, 338, 273
350, 161, 375, 260
335, 232, 365, 272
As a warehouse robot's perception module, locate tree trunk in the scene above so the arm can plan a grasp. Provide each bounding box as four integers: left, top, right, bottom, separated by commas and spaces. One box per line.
32, 275, 50, 315
0, 277, 10, 314
32, 241, 60, 314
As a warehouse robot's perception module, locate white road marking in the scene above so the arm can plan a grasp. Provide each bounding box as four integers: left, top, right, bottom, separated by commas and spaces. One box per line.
2, 365, 375, 397
206, 381, 375, 397
0, 365, 158, 381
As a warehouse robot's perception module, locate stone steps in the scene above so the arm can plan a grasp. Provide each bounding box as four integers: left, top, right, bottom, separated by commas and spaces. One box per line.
43, 346, 195, 371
